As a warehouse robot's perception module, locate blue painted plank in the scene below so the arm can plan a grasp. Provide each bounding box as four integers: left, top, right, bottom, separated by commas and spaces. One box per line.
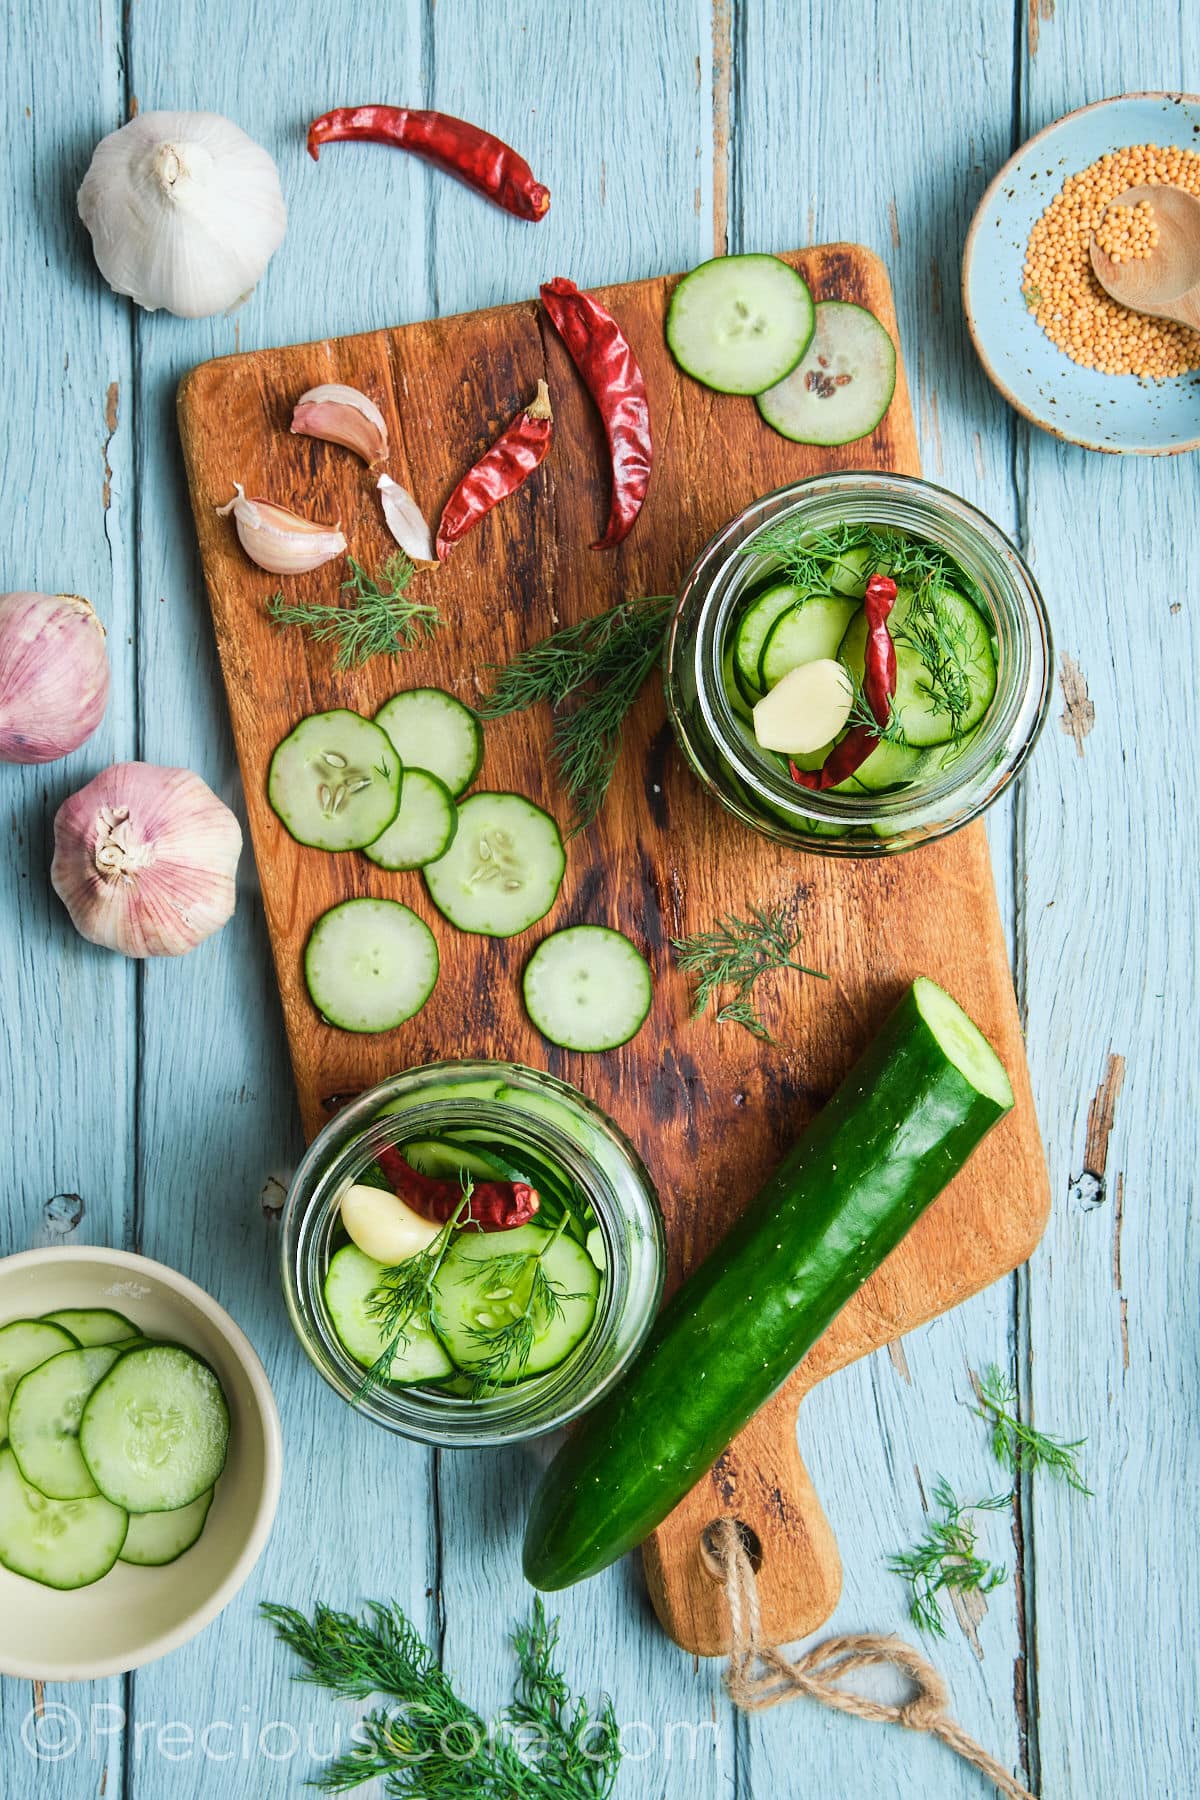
0, 2, 133, 1794
114, 2, 446, 1792
732, 2, 1031, 1794
1017, 5, 1200, 1793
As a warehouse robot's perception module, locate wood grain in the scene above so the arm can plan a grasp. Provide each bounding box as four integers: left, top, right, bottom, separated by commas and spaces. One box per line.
178, 242, 1049, 1655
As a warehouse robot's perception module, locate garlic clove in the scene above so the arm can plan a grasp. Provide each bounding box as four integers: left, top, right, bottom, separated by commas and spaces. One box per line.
376, 474, 435, 563
216, 483, 346, 575
51, 762, 242, 958
753, 658, 855, 754
77, 111, 287, 319
291, 384, 389, 465
0, 591, 110, 764
339, 1183, 442, 1264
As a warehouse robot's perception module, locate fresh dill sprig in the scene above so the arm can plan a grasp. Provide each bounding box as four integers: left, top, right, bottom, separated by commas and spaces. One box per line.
892, 585, 976, 742
841, 666, 909, 746
355, 1183, 472, 1398
743, 519, 960, 595
974, 1365, 1093, 1495
671, 903, 827, 1042
463, 1214, 581, 1397
261, 1595, 621, 1798
887, 1478, 1011, 1639
478, 595, 673, 835
266, 552, 438, 669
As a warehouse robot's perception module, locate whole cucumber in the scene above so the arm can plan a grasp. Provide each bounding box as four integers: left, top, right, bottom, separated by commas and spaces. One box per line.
523, 977, 1014, 1590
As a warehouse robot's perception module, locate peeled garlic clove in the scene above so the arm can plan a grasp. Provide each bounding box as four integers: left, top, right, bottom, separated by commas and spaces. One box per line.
216, 483, 346, 575
51, 762, 242, 958
77, 111, 287, 319
291, 384, 389, 465
377, 474, 435, 563
340, 1183, 442, 1264
0, 591, 110, 764
753, 658, 854, 754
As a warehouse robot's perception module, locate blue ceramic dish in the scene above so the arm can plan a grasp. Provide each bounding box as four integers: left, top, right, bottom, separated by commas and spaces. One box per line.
963, 92, 1200, 455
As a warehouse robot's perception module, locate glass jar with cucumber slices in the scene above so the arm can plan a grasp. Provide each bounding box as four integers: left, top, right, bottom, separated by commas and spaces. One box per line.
665, 472, 1051, 855
281, 1063, 664, 1447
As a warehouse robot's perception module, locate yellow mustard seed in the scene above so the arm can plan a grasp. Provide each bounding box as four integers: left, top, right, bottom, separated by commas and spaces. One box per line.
1022, 144, 1200, 379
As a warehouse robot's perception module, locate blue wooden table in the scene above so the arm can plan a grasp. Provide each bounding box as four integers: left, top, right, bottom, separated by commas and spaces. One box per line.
2, 2, 1196, 1794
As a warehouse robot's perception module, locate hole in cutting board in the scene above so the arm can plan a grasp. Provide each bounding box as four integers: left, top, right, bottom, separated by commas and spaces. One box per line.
700, 1517, 763, 1577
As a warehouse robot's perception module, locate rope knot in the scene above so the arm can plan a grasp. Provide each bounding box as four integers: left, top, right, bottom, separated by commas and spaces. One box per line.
708, 1517, 1036, 1800
898, 1689, 947, 1733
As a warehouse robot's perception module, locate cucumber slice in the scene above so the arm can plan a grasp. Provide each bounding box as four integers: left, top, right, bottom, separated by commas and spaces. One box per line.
666, 254, 815, 395
0, 1320, 78, 1439
759, 596, 859, 690
732, 584, 804, 696
402, 1138, 510, 1182
721, 644, 755, 723
79, 1344, 230, 1513
40, 1308, 138, 1347
9, 1345, 125, 1500
305, 898, 439, 1033
523, 926, 653, 1052
823, 544, 872, 598
757, 300, 897, 446
363, 769, 458, 870
429, 1223, 600, 1382
851, 737, 930, 792
324, 1242, 453, 1384
839, 584, 996, 748
374, 689, 483, 798
424, 793, 566, 938
0, 1446, 127, 1590
120, 1487, 214, 1566
268, 709, 401, 851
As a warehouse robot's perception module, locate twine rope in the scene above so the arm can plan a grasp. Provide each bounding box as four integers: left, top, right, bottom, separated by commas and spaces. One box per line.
711, 1518, 1035, 1800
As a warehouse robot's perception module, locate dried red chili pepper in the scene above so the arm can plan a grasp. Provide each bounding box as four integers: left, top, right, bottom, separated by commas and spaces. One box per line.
375, 1145, 540, 1232
436, 380, 554, 560
539, 277, 652, 549
790, 573, 898, 790
307, 106, 550, 221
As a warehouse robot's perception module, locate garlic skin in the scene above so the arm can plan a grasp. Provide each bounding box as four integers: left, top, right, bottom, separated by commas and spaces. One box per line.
51, 762, 242, 958
77, 111, 287, 318
0, 592, 111, 764
377, 474, 435, 563
291, 384, 389, 465
216, 483, 346, 575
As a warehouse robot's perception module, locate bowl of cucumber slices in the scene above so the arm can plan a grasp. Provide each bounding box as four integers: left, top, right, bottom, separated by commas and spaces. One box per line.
665, 470, 1052, 855
0, 1247, 281, 1680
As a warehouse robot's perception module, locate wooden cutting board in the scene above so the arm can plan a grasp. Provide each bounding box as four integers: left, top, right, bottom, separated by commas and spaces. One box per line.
178, 243, 1050, 1656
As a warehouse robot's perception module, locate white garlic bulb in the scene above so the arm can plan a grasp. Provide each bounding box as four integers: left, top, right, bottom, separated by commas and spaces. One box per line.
51, 762, 243, 957
77, 111, 287, 318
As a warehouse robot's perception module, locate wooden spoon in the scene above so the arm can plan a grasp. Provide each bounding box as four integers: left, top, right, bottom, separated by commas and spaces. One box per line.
1089, 184, 1200, 330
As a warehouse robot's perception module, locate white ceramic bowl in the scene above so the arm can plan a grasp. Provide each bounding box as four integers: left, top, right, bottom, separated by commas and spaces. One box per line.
0, 1247, 282, 1681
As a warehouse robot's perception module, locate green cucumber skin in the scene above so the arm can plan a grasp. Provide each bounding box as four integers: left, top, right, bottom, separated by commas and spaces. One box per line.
522, 983, 1012, 1591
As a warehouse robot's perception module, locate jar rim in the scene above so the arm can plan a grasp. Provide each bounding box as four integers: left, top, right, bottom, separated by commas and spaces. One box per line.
666, 471, 1052, 854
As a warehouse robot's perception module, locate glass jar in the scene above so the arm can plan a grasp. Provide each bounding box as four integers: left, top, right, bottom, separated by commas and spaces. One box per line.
664, 471, 1051, 856
280, 1062, 664, 1447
